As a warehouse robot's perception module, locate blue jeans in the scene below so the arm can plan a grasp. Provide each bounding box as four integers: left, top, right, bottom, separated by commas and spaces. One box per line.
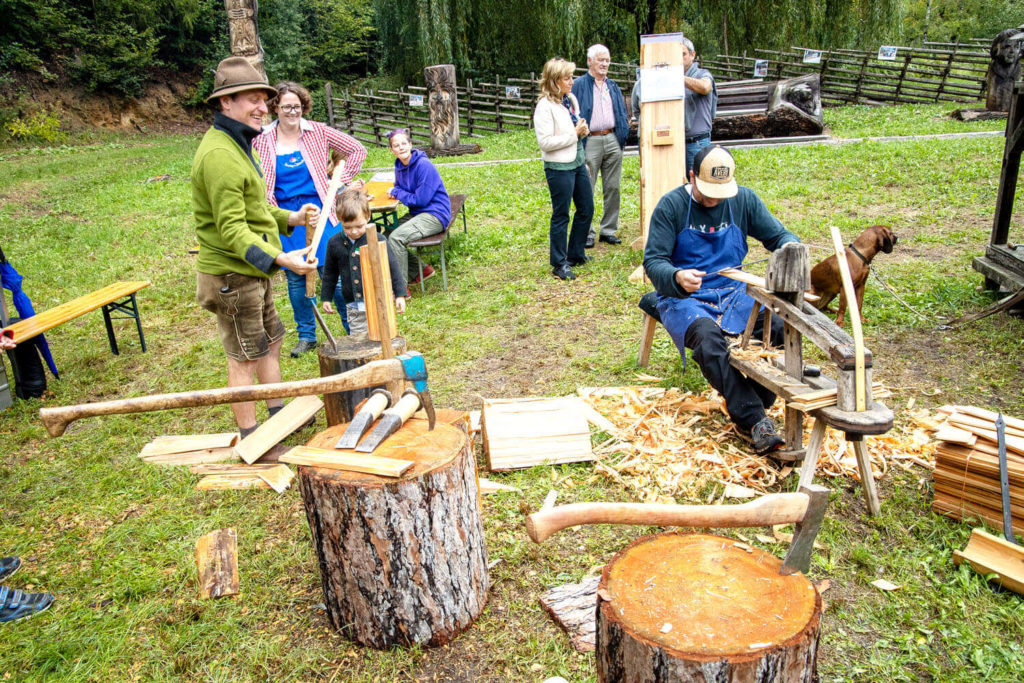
685, 135, 711, 176
284, 266, 349, 341
544, 163, 594, 268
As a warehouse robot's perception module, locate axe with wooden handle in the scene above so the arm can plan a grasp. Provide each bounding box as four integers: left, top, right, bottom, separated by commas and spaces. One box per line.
38, 351, 436, 438
525, 484, 830, 575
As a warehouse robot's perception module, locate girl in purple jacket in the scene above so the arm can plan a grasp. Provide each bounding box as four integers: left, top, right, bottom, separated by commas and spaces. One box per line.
385, 129, 451, 287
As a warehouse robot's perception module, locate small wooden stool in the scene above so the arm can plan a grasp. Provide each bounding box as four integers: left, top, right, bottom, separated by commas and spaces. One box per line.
297, 418, 489, 649
597, 532, 821, 682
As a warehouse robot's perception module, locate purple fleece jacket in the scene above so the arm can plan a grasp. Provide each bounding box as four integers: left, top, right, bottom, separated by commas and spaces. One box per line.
391, 149, 451, 227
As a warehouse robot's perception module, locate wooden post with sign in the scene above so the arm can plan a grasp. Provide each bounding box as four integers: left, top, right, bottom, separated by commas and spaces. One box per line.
630, 33, 687, 283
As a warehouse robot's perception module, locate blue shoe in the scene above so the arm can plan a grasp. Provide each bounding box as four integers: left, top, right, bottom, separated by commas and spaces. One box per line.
0, 557, 19, 582
0, 585, 54, 622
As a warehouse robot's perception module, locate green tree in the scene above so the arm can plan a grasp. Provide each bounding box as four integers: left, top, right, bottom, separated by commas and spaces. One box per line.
903, 0, 1024, 45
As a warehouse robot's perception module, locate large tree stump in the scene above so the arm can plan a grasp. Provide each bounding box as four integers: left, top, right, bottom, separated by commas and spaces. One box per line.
317, 335, 405, 426
297, 418, 489, 648
596, 533, 821, 682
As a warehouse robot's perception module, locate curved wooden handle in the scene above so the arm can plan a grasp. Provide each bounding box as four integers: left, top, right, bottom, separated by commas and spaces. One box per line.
39, 359, 403, 437
525, 492, 809, 543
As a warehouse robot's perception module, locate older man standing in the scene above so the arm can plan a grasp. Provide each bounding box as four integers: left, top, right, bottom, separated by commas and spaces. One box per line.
681, 38, 718, 176
572, 43, 629, 248
192, 57, 320, 438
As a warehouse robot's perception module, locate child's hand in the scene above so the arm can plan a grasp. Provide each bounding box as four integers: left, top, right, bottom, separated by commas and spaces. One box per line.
394, 297, 406, 314
349, 178, 365, 191
322, 301, 334, 314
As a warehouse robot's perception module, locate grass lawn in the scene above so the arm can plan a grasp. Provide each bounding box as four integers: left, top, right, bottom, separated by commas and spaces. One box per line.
1, 102, 1022, 682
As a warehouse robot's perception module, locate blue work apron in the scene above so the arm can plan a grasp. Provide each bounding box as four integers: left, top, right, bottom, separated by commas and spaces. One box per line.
656, 195, 756, 353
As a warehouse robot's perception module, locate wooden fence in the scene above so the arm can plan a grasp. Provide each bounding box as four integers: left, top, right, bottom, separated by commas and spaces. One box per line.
701, 43, 990, 106
326, 62, 640, 147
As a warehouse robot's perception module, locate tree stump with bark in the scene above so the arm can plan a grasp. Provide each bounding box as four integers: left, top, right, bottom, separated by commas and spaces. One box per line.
596, 533, 821, 682
297, 418, 489, 649
316, 335, 406, 427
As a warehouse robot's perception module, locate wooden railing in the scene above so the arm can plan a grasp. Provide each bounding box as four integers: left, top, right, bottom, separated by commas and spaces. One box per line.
702, 43, 989, 106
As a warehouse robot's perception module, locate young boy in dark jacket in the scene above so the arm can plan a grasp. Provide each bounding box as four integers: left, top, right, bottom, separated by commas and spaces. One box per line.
321, 189, 406, 335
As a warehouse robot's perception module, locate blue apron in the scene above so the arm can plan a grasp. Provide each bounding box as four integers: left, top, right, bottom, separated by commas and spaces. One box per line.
656, 193, 757, 354
274, 150, 339, 268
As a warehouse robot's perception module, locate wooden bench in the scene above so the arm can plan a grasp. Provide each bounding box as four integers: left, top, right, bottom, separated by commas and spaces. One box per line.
407, 193, 468, 293
2, 281, 151, 355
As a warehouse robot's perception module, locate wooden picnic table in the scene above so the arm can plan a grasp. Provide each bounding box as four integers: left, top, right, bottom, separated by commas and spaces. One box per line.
364, 181, 400, 231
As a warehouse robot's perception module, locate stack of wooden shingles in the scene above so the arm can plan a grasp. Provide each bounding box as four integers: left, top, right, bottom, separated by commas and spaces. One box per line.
931, 406, 1024, 535
138, 432, 294, 493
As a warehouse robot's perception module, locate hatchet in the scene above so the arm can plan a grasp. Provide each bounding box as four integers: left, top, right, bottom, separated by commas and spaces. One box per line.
525, 484, 829, 575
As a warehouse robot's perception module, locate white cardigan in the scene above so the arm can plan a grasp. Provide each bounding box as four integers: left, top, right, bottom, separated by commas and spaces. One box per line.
534, 94, 582, 164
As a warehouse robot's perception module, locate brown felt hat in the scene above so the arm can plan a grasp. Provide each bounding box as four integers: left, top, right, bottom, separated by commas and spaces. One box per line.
206, 56, 277, 103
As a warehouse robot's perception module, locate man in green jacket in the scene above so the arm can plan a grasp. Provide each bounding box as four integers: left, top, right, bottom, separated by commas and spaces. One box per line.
192, 56, 319, 437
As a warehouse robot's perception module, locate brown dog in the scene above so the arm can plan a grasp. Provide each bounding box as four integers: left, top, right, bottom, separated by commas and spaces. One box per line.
809, 225, 897, 326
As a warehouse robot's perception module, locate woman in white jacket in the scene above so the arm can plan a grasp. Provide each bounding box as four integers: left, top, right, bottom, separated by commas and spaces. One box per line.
534, 58, 594, 280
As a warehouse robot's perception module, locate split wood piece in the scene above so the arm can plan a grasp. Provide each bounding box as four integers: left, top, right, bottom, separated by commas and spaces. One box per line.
196, 474, 271, 490
195, 528, 239, 599
360, 232, 398, 348
946, 413, 1024, 440
305, 221, 317, 298
306, 161, 347, 264
139, 447, 239, 466
478, 478, 522, 495
234, 395, 323, 464
482, 397, 593, 471
469, 410, 481, 435
297, 419, 488, 648
941, 420, 1024, 456
258, 464, 295, 493
719, 269, 820, 303
317, 336, 406, 427
933, 424, 978, 446
946, 405, 1024, 433
596, 533, 821, 682
539, 575, 600, 653
788, 385, 890, 412
953, 528, 1024, 596
139, 432, 240, 457
281, 446, 413, 478
933, 497, 1024, 538
189, 463, 280, 475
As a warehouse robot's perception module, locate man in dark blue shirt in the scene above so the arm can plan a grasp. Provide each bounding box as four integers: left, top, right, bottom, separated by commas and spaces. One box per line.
644, 146, 798, 455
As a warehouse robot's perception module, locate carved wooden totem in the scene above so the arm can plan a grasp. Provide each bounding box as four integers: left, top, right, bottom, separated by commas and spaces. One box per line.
424, 64, 460, 151
224, 0, 266, 79
987, 28, 1024, 112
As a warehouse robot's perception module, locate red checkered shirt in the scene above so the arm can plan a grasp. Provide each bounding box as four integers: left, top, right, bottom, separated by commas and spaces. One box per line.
253, 119, 367, 225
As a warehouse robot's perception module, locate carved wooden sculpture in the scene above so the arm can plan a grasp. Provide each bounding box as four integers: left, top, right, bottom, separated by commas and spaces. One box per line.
986, 28, 1024, 113
424, 64, 460, 150
224, 0, 266, 79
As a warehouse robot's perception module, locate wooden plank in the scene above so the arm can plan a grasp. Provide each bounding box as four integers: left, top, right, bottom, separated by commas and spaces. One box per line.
360, 234, 399, 348
719, 270, 819, 303
233, 395, 323, 464
140, 432, 240, 457
140, 447, 239, 466
482, 397, 594, 471
3, 281, 151, 345
279, 446, 414, 477
257, 464, 295, 493
953, 528, 1024, 596
933, 424, 978, 446
196, 475, 271, 490
195, 528, 239, 599
188, 463, 279, 474
951, 406, 1024, 433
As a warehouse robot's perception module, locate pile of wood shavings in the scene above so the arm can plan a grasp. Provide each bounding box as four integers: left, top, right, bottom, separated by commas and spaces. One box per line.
578, 381, 936, 504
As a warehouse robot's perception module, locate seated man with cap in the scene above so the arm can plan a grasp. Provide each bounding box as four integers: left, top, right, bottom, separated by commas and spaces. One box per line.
642, 145, 799, 455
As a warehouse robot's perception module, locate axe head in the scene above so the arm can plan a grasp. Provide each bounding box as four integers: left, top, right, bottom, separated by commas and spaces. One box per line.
780, 483, 830, 575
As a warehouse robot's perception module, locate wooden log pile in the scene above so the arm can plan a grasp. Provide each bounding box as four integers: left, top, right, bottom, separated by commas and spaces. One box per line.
930, 405, 1024, 536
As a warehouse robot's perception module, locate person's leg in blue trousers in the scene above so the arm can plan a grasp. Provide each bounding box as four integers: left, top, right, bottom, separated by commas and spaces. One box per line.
567, 162, 594, 263
545, 167, 572, 268
284, 269, 316, 342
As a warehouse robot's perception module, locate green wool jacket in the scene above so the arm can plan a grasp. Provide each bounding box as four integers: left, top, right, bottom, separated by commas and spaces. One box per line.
191, 121, 293, 278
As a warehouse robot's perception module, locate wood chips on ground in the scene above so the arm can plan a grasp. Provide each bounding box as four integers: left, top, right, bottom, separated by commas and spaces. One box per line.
578, 379, 936, 503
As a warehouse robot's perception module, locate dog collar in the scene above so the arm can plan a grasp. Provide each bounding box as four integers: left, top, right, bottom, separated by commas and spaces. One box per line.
849, 243, 869, 265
